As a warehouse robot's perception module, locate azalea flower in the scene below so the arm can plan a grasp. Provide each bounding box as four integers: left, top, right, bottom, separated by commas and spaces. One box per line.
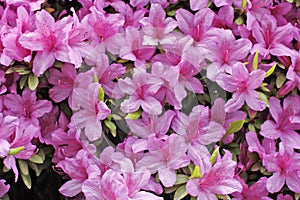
232, 177, 271, 200
186, 150, 242, 199
71, 82, 111, 141
260, 95, 300, 149
118, 68, 163, 115
262, 143, 300, 193
250, 14, 294, 58
216, 62, 266, 112
140, 4, 177, 45
0, 122, 39, 182
19, 10, 70, 76
4, 88, 52, 128
286, 53, 300, 90
57, 150, 101, 197
127, 110, 175, 139
205, 28, 252, 81
175, 8, 214, 43
0, 179, 10, 198
119, 27, 156, 67
136, 134, 190, 187
48, 63, 76, 105
93, 54, 126, 97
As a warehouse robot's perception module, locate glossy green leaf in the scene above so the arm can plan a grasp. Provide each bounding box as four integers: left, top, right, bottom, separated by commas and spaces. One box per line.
242, 0, 247, 11
125, 110, 142, 120
174, 174, 189, 185
104, 120, 117, 137
252, 51, 259, 70
18, 160, 29, 176
98, 86, 105, 101
258, 92, 270, 107
29, 154, 44, 164
190, 166, 202, 179
276, 74, 286, 88
28, 73, 39, 90
20, 172, 31, 189
210, 147, 220, 164
265, 63, 277, 78
226, 120, 245, 135
28, 161, 42, 177
19, 75, 28, 89
174, 184, 188, 200
9, 146, 25, 155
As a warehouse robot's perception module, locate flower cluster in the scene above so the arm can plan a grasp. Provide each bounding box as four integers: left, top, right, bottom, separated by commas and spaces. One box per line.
0, 0, 300, 199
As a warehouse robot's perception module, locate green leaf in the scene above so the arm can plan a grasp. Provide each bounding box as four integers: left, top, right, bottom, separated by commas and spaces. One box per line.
167, 10, 176, 16
235, 17, 244, 25
28, 73, 39, 90
125, 110, 142, 120
111, 114, 122, 120
19, 75, 28, 89
248, 123, 256, 132
18, 160, 29, 176
188, 163, 195, 174
190, 197, 197, 200
117, 59, 128, 63
226, 120, 245, 135
9, 146, 25, 155
164, 185, 180, 194
190, 166, 202, 179
276, 74, 286, 88
1, 194, 10, 200
241, 0, 247, 11
174, 174, 189, 185
29, 154, 44, 164
258, 92, 270, 107
210, 147, 220, 164
104, 120, 117, 137
28, 162, 42, 177
252, 51, 259, 70
265, 63, 277, 78
98, 86, 105, 101
20, 172, 31, 189
93, 73, 99, 82
174, 185, 188, 200
5, 67, 14, 74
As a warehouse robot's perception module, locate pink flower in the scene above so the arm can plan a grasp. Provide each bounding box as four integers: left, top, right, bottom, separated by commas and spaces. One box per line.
216, 62, 266, 112
127, 110, 175, 139
262, 143, 300, 193
81, 6, 124, 54
175, 8, 214, 43
186, 150, 242, 199
260, 95, 300, 149
118, 68, 163, 115
4, 88, 52, 128
19, 10, 70, 76
0, 179, 10, 198
120, 27, 156, 67
232, 177, 271, 200
48, 63, 76, 105
93, 54, 125, 98
0, 122, 39, 181
71, 82, 111, 141
1, 6, 32, 64
189, 0, 208, 11
250, 14, 294, 58
57, 150, 101, 197
172, 105, 225, 148
136, 134, 190, 187
205, 29, 252, 81
286, 53, 300, 90
140, 4, 177, 45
